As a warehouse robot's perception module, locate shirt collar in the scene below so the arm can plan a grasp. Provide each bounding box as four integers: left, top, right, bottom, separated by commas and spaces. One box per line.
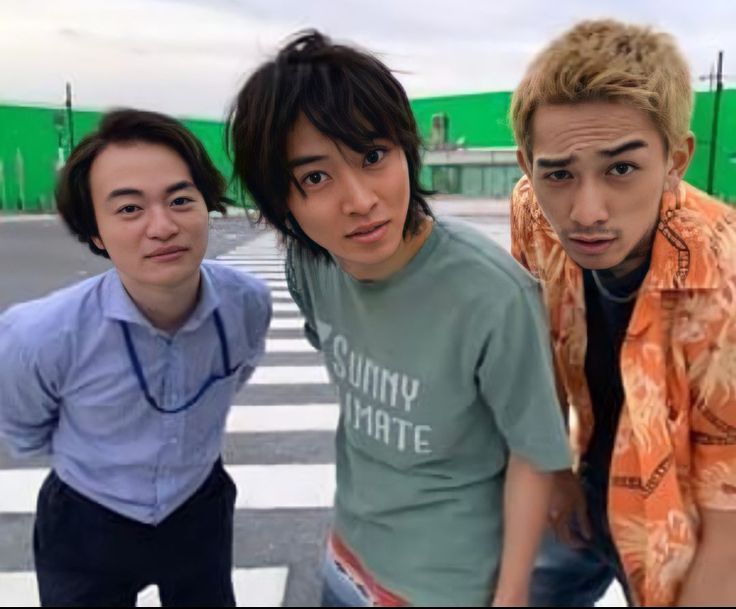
101, 265, 221, 335
645, 182, 720, 292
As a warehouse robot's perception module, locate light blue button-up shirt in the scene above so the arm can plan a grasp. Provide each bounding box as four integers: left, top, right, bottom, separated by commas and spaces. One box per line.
0, 261, 271, 524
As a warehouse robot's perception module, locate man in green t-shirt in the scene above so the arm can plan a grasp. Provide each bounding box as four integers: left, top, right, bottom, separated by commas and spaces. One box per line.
227, 30, 571, 607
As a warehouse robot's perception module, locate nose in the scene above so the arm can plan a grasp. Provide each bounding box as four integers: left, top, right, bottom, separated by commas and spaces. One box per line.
340, 169, 379, 216
145, 205, 180, 241
569, 178, 609, 227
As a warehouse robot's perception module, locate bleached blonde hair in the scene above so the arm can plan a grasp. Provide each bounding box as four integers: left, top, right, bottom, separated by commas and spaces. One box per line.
511, 19, 692, 160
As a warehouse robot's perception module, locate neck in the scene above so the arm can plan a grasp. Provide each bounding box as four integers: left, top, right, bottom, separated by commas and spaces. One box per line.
606, 251, 650, 279
605, 221, 657, 279
120, 271, 202, 334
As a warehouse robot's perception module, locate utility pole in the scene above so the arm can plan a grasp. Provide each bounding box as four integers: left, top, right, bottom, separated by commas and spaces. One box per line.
706, 51, 723, 195
65, 82, 75, 152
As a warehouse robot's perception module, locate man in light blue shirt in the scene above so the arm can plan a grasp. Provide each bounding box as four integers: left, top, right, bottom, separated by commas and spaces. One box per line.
0, 109, 271, 606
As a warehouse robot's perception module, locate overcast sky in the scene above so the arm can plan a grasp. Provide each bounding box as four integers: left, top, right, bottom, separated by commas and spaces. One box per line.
1, 0, 733, 120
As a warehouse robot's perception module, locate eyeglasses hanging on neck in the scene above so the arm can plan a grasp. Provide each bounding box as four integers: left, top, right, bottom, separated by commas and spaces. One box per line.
120, 309, 240, 414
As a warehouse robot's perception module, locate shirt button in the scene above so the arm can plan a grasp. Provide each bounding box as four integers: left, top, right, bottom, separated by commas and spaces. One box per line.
169, 437, 178, 445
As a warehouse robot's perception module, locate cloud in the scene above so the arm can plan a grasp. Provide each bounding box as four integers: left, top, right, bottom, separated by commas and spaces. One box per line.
0, 0, 733, 118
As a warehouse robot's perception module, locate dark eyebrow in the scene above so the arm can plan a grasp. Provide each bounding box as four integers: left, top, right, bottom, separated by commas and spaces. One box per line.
534, 139, 649, 169
106, 180, 196, 203
106, 187, 143, 202
600, 140, 648, 157
536, 155, 574, 169
288, 155, 327, 169
164, 180, 196, 195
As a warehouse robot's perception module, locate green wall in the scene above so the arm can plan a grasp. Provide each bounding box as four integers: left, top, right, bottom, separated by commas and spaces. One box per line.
0, 106, 237, 213
688, 89, 736, 202
412, 91, 516, 148
0, 105, 60, 212
411, 90, 735, 202
0, 89, 733, 213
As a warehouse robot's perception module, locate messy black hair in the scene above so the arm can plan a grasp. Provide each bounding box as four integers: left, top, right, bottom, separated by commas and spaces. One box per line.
228, 30, 433, 259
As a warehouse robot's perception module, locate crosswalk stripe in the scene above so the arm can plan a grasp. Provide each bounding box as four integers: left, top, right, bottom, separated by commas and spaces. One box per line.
265, 280, 288, 289
272, 302, 299, 313
226, 258, 283, 263
212, 261, 284, 269
214, 258, 283, 263
234, 266, 286, 274
233, 463, 334, 509
232, 567, 289, 608
227, 404, 338, 433
213, 257, 283, 263
0, 567, 289, 608
228, 252, 282, 258
265, 338, 314, 352
270, 317, 305, 329
250, 366, 328, 385
0, 463, 335, 514
212, 257, 283, 263
248, 272, 286, 280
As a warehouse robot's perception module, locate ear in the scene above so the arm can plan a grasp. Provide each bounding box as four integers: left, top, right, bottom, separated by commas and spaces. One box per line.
517, 149, 532, 179
666, 132, 695, 190
91, 235, 106, 252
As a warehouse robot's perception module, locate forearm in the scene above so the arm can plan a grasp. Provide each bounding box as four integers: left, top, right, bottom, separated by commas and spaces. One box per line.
493, 454, 554, 606
677, 536, 736, 605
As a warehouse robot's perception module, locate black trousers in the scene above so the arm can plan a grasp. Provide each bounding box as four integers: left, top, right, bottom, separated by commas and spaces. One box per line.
33, 460, 237, 607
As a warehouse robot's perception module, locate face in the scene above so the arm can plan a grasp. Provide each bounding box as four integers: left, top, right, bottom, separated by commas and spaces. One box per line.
285, 114, 417, 280
519, 101, 693, 272
90, 141, 209, 295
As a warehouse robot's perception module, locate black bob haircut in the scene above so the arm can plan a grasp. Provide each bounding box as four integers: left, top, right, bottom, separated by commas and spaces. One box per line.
228, 30, 433, 259
56, 108, 227, 258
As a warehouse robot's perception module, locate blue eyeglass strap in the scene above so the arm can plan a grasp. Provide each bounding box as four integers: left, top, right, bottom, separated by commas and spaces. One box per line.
120, 320, 159, 411
213, 309, 232, 375
120, 308, 236, 414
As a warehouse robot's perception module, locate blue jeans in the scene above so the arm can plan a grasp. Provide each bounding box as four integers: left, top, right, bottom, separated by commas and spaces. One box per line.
530, 467, 632, 607
320, 545, 370, 607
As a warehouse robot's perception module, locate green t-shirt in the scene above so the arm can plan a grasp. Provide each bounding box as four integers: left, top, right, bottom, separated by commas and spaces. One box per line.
287, 218, 571, 606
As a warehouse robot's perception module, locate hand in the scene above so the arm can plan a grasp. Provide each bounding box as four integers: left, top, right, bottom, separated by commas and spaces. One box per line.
548, 469, 591, 547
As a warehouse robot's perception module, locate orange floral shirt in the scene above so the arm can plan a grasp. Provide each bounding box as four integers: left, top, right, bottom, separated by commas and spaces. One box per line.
511, 176, 736, 606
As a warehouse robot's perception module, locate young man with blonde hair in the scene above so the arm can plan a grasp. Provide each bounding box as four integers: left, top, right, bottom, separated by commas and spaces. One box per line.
510, 19, 736, 607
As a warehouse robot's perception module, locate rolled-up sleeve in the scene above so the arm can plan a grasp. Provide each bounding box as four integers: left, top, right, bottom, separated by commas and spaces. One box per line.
0, 320, 60, 458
